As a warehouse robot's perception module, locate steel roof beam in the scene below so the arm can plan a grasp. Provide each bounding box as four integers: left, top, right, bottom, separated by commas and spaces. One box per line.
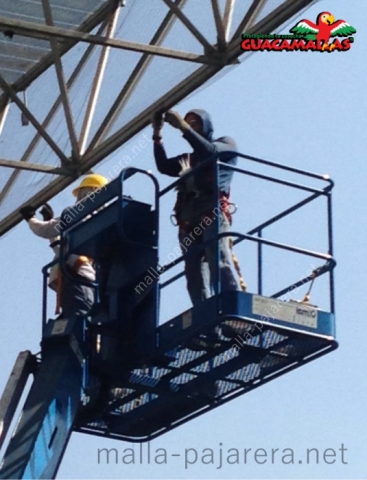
0, 158, 73, 175
0, 21, 108, 209
231, 0, 267, 40
0, 17, 216, 65
223, 0, 236, 41
82, 63, 221, 169
79, 7, 120, 155
87, 0, 188, 150
0, 0, 316, 236
81, 0, 317, 171
211, 0, 226, 47
0, 99, 9, 136
41, 0, 80, 162
0, 1, 114, 112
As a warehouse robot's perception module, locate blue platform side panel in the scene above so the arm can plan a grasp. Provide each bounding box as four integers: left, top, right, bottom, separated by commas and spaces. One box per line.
229, 293, 336, 338
159, 292, 335, 351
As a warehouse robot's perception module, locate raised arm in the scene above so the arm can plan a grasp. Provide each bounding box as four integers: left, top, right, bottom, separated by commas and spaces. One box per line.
27, 216, 62, 239
163, 109, 237, 162
152, 111, 186, 177
183, 130, 237, 160
20, 204, 61, 239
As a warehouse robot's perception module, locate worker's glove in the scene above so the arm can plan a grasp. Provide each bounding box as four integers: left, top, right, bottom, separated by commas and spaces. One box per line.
164, 110, 189, 131
39, 203, 54, 221
19, 205, 36, 221
152, 111, 164, 134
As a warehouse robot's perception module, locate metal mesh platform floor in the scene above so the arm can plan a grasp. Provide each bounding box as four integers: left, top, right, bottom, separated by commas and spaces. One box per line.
75, 292, 337, 442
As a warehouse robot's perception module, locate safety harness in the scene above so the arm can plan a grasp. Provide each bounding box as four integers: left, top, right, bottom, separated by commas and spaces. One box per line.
229, 238, 247, 292
171, 155, 246, 292
49, 238, 92, 314
301, 269, 316, 303
54, 255, 92, 314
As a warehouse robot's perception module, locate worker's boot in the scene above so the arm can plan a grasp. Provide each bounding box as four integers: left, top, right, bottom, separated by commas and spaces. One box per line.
220, 320, 253, 339
186, 327, 222, 351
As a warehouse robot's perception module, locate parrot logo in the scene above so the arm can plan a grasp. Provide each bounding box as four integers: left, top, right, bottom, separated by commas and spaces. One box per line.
241, 11, 356, 52
290, 12, 356, 51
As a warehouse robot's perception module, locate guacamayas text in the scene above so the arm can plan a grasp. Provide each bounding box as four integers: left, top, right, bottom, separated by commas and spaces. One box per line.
242, 11, 356, 53
241, 36, 352, 52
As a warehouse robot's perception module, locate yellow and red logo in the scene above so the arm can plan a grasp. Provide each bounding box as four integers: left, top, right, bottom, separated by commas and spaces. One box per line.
241, 12, 356, 52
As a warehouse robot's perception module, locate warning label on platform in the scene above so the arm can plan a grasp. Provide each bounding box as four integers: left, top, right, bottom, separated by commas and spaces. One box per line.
252, 295, 318, 329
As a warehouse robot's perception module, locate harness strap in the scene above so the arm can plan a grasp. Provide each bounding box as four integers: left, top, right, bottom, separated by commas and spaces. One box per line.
55, 270, 62, 314
229, 238, 247, 292
174, 191, 232, 231
301, 270, 316, 303
54, 255, 91, 314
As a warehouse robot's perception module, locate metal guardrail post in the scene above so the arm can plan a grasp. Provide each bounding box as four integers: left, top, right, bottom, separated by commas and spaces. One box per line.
158, 150, 335, 314
258, 229, 262, 295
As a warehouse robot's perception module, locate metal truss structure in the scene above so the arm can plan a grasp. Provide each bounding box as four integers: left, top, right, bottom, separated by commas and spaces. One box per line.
0, 0, 316, 237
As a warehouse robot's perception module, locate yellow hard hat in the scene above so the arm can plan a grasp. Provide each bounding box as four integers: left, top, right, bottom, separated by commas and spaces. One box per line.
72, 174, 108, 197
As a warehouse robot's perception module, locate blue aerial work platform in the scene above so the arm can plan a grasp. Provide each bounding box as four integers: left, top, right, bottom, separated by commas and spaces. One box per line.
0, 154, 337, 478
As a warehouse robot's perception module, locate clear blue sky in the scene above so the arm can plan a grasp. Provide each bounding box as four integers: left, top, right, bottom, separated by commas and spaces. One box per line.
0, 1, 365, 478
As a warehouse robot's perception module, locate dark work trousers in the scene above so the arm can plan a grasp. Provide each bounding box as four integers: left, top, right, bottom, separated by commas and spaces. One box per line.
60, 275, 94, 318
178, 213, 239, 306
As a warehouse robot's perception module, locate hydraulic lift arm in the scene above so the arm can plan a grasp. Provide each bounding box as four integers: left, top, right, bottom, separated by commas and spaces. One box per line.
0, 316, 86, 479
0, 351, 35, 449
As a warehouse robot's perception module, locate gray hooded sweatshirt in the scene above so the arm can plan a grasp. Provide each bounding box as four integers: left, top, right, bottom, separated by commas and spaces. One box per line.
154, 109, 237, 225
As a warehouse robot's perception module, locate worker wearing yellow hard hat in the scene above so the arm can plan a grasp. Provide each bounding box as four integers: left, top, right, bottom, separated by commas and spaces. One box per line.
20, 173, 109, 318
72, 173, 108, 199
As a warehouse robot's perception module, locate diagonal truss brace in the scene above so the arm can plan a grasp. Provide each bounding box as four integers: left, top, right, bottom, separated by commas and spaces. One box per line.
162, 0, 216, 54
211, 0, 227, 48
0, 74, 71, 166
87, 0, 188, 150
41, 0, 80, 162
223, 0, 236, 41
79, 7, 120, 155
0, 0, 317, 237
0, 1, 116, 114
0, 20, 109, 209
83, 0, 317, 170
231, 0, 267, 41
0, 99, 9, 135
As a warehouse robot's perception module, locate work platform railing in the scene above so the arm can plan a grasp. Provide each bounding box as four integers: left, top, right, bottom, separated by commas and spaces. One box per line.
40, 151, 335, 327
0, 151, 338, 480
33, 151, 337, 444
158, 150, 335, 313
41, 166, 160, 329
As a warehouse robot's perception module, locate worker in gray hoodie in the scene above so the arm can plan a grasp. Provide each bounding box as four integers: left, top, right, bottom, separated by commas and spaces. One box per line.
152, 108, 239, 307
